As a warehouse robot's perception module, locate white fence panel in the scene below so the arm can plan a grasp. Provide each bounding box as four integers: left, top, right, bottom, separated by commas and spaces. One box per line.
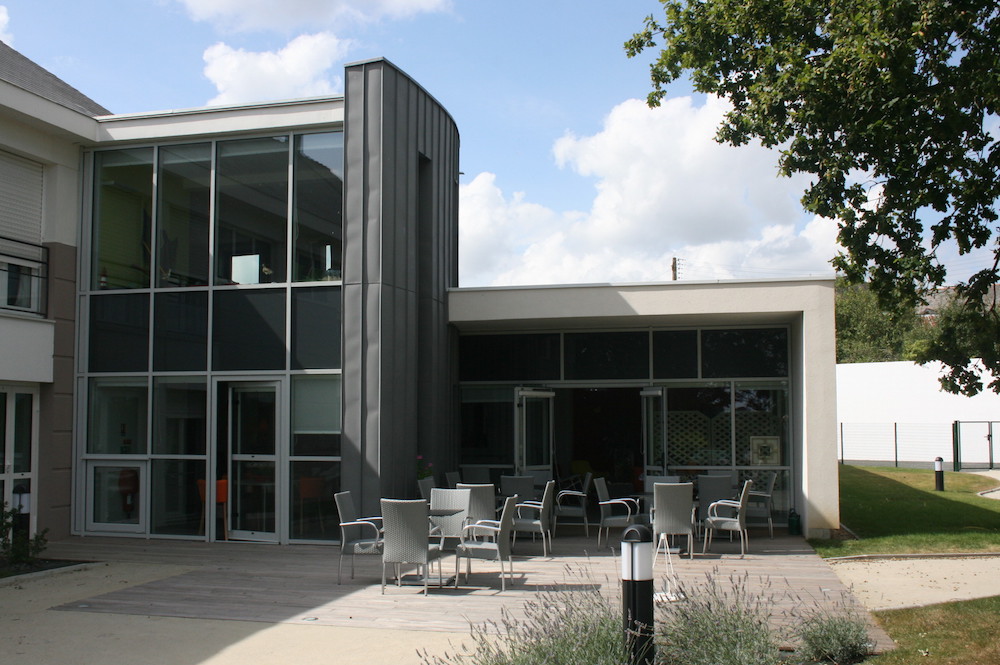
895, 423, 953, 464
840, 423, 895, 463
957, 422, 997, 468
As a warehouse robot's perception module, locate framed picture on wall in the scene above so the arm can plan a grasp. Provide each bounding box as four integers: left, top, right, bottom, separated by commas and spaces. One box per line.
750, 436, 780, 465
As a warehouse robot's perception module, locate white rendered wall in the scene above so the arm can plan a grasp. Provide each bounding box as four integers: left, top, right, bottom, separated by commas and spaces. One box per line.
837, 361, 1000, 424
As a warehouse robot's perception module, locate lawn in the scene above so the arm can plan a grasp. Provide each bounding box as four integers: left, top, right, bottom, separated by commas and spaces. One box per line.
809, 465, 1000, 557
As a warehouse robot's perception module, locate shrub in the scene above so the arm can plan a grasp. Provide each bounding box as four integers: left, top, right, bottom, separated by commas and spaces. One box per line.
420, 565, 628, 665
1, 503, 49, 569
796, 611, 872, 664
656, 572, 780, 665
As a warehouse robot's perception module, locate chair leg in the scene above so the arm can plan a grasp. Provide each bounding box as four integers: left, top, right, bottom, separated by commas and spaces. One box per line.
338, 552, 344, 584
381, 562, 386, 594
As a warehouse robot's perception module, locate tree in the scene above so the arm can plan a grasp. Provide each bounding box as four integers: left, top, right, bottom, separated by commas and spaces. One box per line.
626, 0, 1000, 394
834, 277, 933, 363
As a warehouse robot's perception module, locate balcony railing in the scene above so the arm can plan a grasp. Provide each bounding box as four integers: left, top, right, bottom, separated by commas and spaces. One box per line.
0, 235, 48, 316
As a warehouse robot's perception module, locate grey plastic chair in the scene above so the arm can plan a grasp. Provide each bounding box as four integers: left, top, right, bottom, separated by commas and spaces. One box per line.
455, 495, 517, 591
512, 479, 555, 556
417, 476, 436, 501
703, 479, 753, 558
334, 490, 383, 584
696, 474, 734, 535
500, 475, 536, 501
429, 487, 471, 548
457, 482, 497, 527
380, 498, 444, 595
594, 476, 639, 547
747, 471, 777, 538
651, 482, 695, 566
555, 471, 592, 536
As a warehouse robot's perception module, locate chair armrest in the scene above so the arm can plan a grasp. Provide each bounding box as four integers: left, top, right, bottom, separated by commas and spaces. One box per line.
557, 490, 586, 505
708, 499, 740, 517
599, 498, 636, 517
515, 501, 542, 517
340, 519, 381, 539
462, 522, 501, 537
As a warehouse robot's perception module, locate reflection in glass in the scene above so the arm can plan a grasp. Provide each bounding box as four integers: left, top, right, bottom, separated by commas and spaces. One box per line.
153, 378, 207, 455
151, 459, 204, 536
89, 293, 150, 372
565, 331, 649, 380
234, 389, 276, 456
215, 137, 288, 285
666, 384, 732, 467
293, 132, 343, 282
92, 465, 141, 524
92, 148, 153, 290
157, 143, 211, 287
88, 379, 148, 455
291, 376, 341, 456
460, 387, 514, 467
290, 461, 339, 540
702, 328, 788, 378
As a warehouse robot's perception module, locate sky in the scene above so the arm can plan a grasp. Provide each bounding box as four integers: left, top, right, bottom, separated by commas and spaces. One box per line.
1, 1, 992, 288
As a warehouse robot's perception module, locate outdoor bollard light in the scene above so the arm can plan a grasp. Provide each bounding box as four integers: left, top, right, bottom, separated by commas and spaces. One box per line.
935, 457, 945, 491
621, 523, 655, 665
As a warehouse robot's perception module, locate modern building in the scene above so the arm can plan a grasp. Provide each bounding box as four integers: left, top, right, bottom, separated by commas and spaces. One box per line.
0, 43, 839, 544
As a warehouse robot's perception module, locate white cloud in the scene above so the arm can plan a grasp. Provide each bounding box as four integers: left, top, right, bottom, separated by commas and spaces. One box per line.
459, 95, 841, 287
0, 6, 13, 45
203, 33, 349, 106
177, 0, 450, 32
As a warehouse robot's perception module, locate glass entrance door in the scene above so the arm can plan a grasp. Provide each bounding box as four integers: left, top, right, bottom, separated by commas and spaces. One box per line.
516, 388, 554, 486
641, 387, 666, 477
228, 384, 278, 542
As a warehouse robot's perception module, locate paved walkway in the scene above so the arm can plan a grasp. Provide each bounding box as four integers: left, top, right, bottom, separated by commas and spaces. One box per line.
2, 530, 889, 664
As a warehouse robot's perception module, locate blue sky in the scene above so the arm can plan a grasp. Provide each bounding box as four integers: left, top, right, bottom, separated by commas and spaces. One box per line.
1, 1, 990, 287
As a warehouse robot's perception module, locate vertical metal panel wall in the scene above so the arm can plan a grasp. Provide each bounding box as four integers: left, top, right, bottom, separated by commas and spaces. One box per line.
342, 59, 460, 513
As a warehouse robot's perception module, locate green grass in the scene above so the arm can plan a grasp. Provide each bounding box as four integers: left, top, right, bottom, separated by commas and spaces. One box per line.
809, 465, 1000, 557
867, 596, 1000, 664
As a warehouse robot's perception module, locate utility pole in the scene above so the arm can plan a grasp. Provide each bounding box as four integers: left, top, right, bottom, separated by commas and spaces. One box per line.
671, 257, 678, 281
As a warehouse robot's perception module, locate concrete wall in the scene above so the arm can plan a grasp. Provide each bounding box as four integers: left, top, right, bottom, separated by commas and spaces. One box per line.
342, 59, 460, 516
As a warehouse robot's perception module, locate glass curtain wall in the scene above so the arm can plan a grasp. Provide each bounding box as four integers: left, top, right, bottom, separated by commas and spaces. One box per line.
81, 130, 344, 542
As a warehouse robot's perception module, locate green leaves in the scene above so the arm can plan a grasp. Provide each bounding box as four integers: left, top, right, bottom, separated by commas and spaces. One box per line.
628, 0, 1000, 393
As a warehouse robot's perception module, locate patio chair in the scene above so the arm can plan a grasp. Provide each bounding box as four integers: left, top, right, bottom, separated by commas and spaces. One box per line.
651, 482, 695, 566
555, 471, 592, 536
457, 483, 497, 528
429, 487, 471, 548
380, 498, 444, 595
593, 476, 639, 547
696, 474, 734, 536
445, 470, 461, 488
454, 495, 517, 591
334, 490, 383, 584
702, 479, 753, 558
417, 476, 437, 501
747, 471, 777, 538
500, 475, 536, 501
512, 479, 556, 556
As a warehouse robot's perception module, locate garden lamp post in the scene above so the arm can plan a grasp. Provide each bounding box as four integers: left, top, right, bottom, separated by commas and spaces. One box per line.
621, 523, 655, 665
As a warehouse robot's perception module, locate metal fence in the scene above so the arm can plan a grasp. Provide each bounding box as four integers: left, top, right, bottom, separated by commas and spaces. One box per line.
839, 421, 999, 471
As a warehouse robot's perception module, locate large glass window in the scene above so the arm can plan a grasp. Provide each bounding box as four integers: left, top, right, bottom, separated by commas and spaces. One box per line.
291, 287, 341, 369
153, 291, 208, 371
460, 386, 515, 467
88, 379, 148, 455
291, 376, 341, 457
212, 289, 286, 370
88, 293, 150, 372
565, 331, 649, 380
215, 137, 289, 285
153, 378, 207, 455
734, 381, 789, 467
293, 133, 344, 282
150, 459, 204, 536
666, 384, 731, 467
91, 464, 141, 525
157, 143, 211, 287
702, 328, 788, 378
459, 334, 561, 381
92, 148, 153, 290
652, 330, 698, 379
